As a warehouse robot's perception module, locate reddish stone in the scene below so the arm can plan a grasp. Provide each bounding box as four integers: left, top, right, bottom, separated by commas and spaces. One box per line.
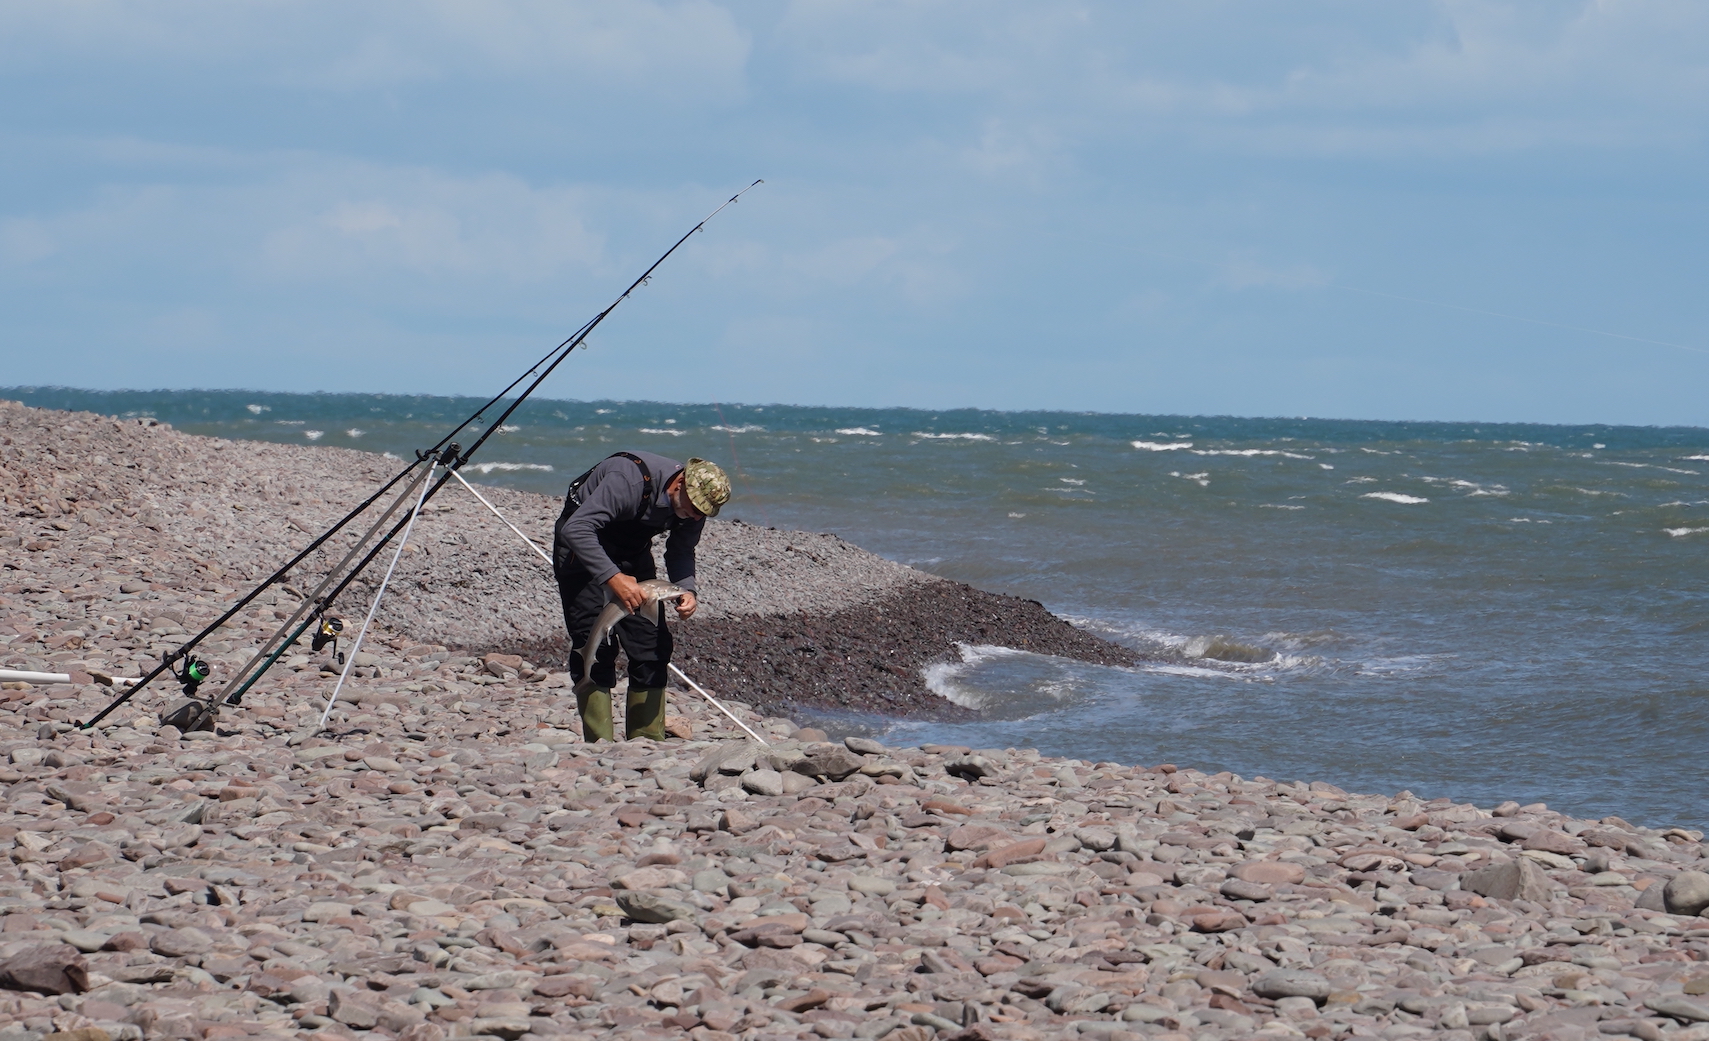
0, 944, 89, 995
778, 988, 831, 1013
922, 799, 972, 817
1190, 910, 1249, 933
1197, 970, 1246, 996
985, 838, 1047, 868
59, 843, 114, 870
534, 976, 596, 999
1231, 861, 1307, 885
1209, 993, 1255, 1015
945, 824, 1013, 852
1340, 852, 1396, 872
1523, 830, 1584, 856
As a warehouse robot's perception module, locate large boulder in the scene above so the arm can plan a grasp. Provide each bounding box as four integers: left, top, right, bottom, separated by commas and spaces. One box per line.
1665, 871, 1709, 917
0, 945, 89, 995
1460, 857, 1554, 903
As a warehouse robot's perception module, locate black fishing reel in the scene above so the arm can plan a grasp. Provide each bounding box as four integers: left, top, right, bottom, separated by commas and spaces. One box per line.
312, 615, 346, 665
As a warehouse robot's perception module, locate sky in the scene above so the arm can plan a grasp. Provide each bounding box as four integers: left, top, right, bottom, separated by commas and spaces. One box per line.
2, 1, 1708, 426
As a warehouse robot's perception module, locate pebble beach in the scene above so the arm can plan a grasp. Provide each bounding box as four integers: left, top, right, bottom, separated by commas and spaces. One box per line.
6, 399, 1709, 1041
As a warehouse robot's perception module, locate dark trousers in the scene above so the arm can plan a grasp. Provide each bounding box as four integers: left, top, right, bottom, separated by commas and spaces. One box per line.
556, 559, 672, 690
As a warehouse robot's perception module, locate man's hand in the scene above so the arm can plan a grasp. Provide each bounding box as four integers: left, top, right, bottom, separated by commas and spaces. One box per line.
675, 591, 697, 620
606, 573, 647, 613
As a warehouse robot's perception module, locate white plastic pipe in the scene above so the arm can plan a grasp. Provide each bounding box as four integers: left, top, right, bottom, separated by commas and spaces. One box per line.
0, 669, 141, 686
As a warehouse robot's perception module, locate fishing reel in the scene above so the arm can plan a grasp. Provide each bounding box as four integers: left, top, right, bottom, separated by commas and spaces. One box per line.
158, 652, 218, 733
312, 615, 346, 665
176, 656, 211, 697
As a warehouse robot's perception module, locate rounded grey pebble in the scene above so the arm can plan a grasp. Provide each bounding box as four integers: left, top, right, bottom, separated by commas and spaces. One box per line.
1664, 870, 1709, 917
1252, 969, 1332, 1002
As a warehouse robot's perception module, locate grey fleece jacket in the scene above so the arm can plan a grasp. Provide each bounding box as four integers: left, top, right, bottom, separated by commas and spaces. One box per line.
556, 450, 701, 592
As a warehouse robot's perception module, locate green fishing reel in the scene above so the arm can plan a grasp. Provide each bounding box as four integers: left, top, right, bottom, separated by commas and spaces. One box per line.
176, 656, 211, 696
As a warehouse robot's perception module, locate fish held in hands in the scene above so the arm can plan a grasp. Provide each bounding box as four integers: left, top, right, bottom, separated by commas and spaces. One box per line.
572, 579, 688, 695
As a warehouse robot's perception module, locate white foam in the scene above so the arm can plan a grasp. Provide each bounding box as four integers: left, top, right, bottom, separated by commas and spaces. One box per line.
595, 408, 613, 414
922, 644, 1032, 709
836, 427, 881, 436
1169, 471, 1210, 487
1684, 455, 1709, 461
1008, 512, 1026, 518
1606, 461, 1702, 475
639, 428, 685, 436
1260, 504, 1306, 510
1058, 477, 1085, 486
1665, 527, 1709, 538
498, 424, 519, 433
1138, 662, 1245, 680
1193, 449, 1314, 460
246, 403, 269, 415
1132, 440, 1193, 451
304, 430, 324, 441
345, 428, 364, 439
1361, 492, 1428, 504
469, 462, 554, 474
913, 432, 996, 441
1319, 463, 1334, 470
712, 424, 765, 433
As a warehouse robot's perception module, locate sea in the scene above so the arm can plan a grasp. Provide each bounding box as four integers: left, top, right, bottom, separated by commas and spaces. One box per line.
8, 387, 1709, 829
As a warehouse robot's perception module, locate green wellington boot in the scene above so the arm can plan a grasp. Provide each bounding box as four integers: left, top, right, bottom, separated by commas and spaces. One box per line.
576, 686, 616, 743
626, 687, 668, 741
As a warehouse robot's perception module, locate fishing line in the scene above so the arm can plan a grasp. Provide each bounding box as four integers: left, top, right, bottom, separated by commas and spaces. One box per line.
713, 401, 771, 529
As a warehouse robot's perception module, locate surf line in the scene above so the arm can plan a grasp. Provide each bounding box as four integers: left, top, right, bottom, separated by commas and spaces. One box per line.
80, 179, 764, 732
1054, 234, 1709, 357
444, 468, 770, 747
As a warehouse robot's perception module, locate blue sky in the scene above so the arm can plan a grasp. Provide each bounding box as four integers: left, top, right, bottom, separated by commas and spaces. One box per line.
2, 1, 1707, 425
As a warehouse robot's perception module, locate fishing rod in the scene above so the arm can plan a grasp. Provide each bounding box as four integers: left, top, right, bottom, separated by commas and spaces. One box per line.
79, 179, 763, 731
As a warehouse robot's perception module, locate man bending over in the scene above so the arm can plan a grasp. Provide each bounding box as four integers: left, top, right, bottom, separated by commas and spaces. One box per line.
552, 451, 730, 741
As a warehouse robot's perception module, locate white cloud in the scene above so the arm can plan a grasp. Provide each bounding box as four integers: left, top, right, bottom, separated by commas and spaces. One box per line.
774, 1, 1709, 156
0, 0, 751, 99
257, 166, 606, 282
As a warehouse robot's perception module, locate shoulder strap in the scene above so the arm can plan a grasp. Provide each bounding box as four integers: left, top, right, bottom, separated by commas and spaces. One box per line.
609, 452, 654, 514
565, 451, 656, 515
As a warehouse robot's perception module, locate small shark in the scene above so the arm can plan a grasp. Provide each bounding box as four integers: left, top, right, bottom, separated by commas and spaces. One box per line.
572, 579, 689, 695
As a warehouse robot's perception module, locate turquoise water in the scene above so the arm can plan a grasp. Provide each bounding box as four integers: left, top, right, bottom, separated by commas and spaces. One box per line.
9, 386, 1709, 827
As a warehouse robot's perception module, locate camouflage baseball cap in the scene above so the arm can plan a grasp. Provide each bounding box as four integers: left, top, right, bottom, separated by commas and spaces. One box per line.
683, 458, 730, 517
